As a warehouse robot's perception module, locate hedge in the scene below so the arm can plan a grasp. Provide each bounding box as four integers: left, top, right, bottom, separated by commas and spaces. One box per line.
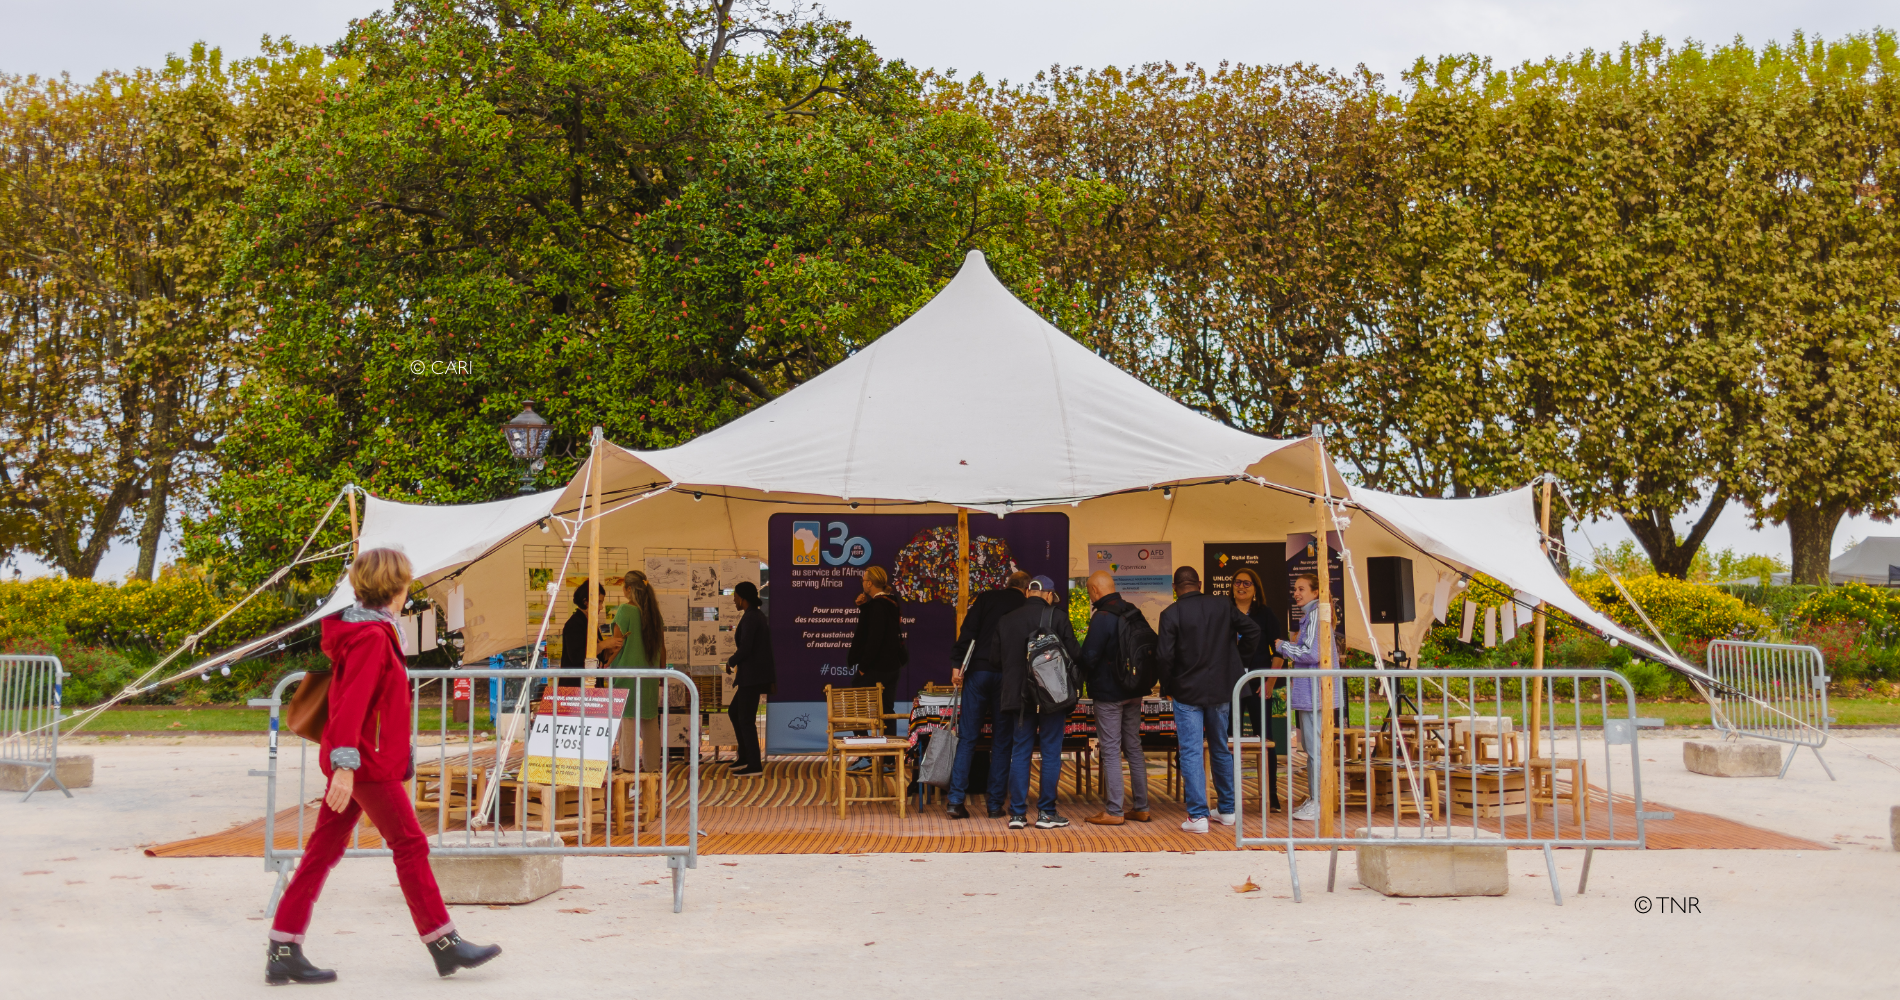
0, 577, 301, 653
1570, 575, 1772, 645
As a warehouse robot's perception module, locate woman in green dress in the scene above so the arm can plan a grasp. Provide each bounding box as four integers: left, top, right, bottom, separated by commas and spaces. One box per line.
612, 571, 667, 773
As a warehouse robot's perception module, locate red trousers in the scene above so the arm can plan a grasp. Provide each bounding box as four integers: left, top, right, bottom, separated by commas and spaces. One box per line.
270, 777, 453, 941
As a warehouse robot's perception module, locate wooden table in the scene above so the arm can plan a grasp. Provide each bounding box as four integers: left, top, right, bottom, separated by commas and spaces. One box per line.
832, 738, 909, 818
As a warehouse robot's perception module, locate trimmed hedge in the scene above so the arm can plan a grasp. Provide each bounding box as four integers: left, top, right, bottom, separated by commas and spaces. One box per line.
0, 577, 300, 652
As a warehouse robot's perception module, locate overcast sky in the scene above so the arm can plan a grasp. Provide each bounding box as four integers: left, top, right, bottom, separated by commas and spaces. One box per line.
5, 1, 1893, 577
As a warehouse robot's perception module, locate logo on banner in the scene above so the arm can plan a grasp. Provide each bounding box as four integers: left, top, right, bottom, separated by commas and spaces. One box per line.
792, 521, 822, 565
821, 521, 873, 566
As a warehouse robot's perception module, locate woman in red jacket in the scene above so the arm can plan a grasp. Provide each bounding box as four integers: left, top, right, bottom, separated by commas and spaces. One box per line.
266, 547, 502, 984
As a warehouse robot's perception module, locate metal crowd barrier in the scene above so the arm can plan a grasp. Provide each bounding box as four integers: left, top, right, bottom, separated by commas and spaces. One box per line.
1, 655, 70, 802
1231, 668, 1655, 906
251, 667, 699, 913
1704, 640, 1833, 779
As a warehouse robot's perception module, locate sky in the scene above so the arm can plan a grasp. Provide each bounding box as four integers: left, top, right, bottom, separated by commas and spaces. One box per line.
4, 1, 1894, 578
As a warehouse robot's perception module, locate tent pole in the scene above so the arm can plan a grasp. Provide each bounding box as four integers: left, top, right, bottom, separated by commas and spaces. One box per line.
1313, 429, 1337, 841
346, 487, 359, 560
1529, 478, 1552, 762
585, 427, 603, 676
955, 509, 971, 635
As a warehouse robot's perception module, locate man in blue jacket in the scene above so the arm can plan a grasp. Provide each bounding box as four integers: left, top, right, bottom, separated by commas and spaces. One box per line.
1079, 571, 1153, 825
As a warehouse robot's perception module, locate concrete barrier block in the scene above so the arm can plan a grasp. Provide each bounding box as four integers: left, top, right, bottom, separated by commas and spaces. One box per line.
0, 754, 93, 792
1354, 827, 1508, 897
429, 832, 563, 905
1684, 740, 1782, 777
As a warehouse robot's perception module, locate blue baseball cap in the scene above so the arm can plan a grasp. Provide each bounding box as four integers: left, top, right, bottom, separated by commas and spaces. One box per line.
1028, 575, 1058, 593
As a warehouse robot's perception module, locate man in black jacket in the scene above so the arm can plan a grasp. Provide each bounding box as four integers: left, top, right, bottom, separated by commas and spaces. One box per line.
983, 576, 1082, 830
944, 572, 1030, 819
1078, 571, 1152, 825
1158, 566, 1261, 834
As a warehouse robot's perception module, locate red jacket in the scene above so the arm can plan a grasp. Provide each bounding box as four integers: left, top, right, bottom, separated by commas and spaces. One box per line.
318, 614, 412, 782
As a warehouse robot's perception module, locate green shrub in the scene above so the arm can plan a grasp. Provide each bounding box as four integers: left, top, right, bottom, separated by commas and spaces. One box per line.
1571, 575, 1772, 645
1790, 583, 1900, 646
0, 577, 300, 653
1, 629, 143, 706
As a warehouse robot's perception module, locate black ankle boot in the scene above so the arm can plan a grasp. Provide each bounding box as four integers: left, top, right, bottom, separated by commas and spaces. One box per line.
265, 941, 336, 985
428, 932, 502, 977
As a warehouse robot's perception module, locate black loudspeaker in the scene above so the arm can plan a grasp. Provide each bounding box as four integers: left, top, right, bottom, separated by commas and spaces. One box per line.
1367, 556, 1415, 624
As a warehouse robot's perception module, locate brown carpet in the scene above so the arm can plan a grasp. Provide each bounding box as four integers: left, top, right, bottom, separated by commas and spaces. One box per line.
146, 757, 1826, 857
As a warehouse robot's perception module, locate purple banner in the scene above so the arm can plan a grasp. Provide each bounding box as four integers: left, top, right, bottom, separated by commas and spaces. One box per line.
768, 512, 1069, 702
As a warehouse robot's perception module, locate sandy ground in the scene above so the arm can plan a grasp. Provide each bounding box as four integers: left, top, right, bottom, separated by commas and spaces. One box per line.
3, 734, 1896, 999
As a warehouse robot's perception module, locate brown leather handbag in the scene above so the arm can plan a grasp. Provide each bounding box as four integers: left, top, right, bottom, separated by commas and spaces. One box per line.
284, 669, 332, 742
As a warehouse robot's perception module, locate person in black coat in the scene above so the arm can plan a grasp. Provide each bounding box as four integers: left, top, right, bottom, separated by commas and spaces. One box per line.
944, 571, 1030, 819
1230, 567, 1286, 810
723, 581, 774, 776
847, 565, 907, 735
1157, 566, 1261, 833
982, 576, 1082, 830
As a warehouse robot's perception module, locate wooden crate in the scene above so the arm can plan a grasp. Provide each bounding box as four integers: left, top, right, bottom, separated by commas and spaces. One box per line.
1441, 767, 1529, 818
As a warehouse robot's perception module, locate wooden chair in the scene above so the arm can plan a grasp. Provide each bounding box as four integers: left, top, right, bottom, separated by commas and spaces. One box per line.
832, 737, 909, 818
1528, 757, 1587, 825
822, 684, 903, 801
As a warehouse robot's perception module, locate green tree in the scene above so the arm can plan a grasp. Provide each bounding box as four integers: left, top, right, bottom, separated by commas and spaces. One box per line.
0, 43, 331, 579
193, 0, 1049, 583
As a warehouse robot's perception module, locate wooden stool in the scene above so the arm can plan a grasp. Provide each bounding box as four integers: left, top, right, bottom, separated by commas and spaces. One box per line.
610, 770, 663, 833
832, 738, 909, 818
1528, 757, 1587, 825
1374, 763, 1439, 820
411, 761, 484, 823
517, 782, 608, 842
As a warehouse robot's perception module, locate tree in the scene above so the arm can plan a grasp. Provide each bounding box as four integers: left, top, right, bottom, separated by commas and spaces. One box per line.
945, 62, 1397, 440
1731, 32, 1900, 584
192, 0, 1050, 583
0, 42, 333, 579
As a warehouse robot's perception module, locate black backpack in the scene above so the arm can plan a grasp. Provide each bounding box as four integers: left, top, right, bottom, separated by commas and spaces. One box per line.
1025, 606, 1080, 710
1110, 600, 1160, 696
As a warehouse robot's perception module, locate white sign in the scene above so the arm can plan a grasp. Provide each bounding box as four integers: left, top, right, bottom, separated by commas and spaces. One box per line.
521, 687, 626, 788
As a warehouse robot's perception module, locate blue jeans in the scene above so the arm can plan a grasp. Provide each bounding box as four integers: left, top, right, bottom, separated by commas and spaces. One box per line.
947, 672, 1015, 807
1174, 701, 1235, 820
1008, 706, 1067, 817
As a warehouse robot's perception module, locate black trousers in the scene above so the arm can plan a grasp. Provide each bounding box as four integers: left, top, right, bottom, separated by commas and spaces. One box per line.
729, 684, 769, 769
852, 669, 900, 736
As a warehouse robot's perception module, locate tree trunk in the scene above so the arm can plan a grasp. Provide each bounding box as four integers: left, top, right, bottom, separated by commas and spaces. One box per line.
1622, 494, 1728, 579
135, 457, 173, 581
1785, 503, 1846, 585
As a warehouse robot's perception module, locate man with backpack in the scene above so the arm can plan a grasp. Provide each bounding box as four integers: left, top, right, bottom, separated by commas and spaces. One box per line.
943, 571, 1031, 819
983, 575, 1082, 830
1078, 570, 1155, 825
1158, 566, 1262, 834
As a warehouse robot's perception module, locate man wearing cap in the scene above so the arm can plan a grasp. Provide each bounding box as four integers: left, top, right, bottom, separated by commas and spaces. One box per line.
1158, 566, 1261, 834
983, 575, 1082, 830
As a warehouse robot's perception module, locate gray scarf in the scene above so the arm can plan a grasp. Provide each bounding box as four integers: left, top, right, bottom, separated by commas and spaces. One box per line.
343, 604, 399, 626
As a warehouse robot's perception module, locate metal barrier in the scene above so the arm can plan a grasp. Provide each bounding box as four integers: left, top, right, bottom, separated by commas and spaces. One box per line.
1704, 640, 1834, 779
1231, 668, 1655, 905
251, 667, 699, 913
1, 655, 70, 802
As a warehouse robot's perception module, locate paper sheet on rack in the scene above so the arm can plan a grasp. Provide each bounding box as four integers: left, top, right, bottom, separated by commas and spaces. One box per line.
689, 621, 722, 667
1500, 601, 1517, 642
445, 584, 465, 631
657, 593, 689, 630
1460, 600, 1476, 643
643, 555, 688, 590
1432, 576, 1453, 624
1483, 606, 1498, 647
720, 558, 760, 593
663, 628, 688, 666
420, 608, 437, 652
690, 563, 722, 603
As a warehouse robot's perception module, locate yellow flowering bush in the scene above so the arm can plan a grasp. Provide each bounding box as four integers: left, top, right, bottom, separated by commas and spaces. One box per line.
1570, 575, 1772, 644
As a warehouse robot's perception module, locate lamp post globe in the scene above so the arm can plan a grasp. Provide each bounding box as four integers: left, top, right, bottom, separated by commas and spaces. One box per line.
502, 402, 552, 494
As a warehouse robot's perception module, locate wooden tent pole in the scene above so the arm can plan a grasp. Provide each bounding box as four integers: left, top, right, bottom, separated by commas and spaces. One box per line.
1314, 429, 1338, 840
955, 509, 971, 635
585, 427, 603, 672
1528, 478, 1553, 762
346, 487, 359, 560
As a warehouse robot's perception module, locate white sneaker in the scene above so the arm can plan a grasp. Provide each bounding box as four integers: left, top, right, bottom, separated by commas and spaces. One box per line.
1180, 816, 1210, 834
1213, 812, 1236, 827
1292, 799, 1320, 822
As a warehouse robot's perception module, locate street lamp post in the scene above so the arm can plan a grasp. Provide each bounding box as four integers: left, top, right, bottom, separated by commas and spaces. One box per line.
502, 402, 552, 494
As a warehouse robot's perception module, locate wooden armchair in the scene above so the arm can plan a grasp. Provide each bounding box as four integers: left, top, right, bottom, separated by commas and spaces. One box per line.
821, 684, 902, 796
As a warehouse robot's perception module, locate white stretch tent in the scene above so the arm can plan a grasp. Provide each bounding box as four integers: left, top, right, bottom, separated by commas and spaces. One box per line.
360, 251, 1690, 678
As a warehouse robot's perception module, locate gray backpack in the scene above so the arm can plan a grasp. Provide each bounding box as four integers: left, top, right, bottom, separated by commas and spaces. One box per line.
1026, 606, 1078, 710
